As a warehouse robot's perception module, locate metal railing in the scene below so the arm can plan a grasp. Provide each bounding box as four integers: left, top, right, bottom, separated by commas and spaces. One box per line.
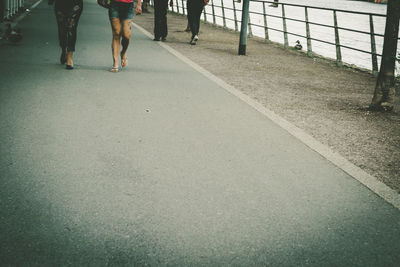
157, 0, 400, 74
247, 1, 395, 74
1, 0, 25, 22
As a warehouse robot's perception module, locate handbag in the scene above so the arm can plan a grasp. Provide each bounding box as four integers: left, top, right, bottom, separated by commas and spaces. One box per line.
97, 0, 111, 9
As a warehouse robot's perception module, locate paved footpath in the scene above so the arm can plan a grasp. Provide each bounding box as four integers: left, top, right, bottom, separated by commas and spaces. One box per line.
0, 1, 399, 266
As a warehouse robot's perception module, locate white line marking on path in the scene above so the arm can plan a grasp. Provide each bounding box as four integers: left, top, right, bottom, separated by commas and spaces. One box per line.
30, 0, 43, 9
142, 23, 400, 210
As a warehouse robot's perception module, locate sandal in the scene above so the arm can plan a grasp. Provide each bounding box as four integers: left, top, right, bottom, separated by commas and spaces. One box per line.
121, 53, 128, 68
121, 57, 128, 68
66, 59, 73, 70
110, 66, 119, 72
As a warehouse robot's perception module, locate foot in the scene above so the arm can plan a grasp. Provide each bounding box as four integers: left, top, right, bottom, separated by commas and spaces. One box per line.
66, 51, 73, 67
161, 37, 166, 42
153, 37, 160, 41
110, 66, 119, 72
60, 49, 67, 64
121, 53, 128, 68
66, 64, 74, 70
190, 35, 198, 45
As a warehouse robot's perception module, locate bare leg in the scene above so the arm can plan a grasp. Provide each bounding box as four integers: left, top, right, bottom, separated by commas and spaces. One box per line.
66, 51, 73, 66
120, 19, 131, 67
110, 18, 122, 70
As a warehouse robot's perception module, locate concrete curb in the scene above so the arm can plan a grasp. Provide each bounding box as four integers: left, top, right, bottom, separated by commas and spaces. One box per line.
133, 21, 400, 211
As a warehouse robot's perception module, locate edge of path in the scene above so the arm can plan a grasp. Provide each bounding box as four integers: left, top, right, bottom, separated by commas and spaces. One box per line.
132, 21, 400, 211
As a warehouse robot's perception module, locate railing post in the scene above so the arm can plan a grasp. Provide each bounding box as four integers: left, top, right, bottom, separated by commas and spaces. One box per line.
221, 0, 226, 28
282, 4, 288, 48
203, 6, 207, 22
233, 0, 238, 32
176, 0, 179, 13
11, 0, 15, 15
0, 0, 4, 21
333, 10, 342, 66
182, 0, 185, 15
211, 0, 216, 24
262, 2, 269, 41
369, 14, 378, 76
238, 0, 250, 55
5, 0, 10, 19
248, 10, 253, 37
305, 7, 312, 56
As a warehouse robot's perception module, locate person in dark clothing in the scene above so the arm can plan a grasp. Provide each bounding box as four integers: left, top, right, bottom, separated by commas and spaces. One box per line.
270, 0, 279, 7
153, 0, 173, 41
187, 0, 208, 45
142, 0, 150, 12
49, 0, 83, 69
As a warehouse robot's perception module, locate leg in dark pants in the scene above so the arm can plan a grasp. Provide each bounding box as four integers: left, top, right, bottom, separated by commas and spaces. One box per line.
54, 0, 82, 67
55, 0, 83, 52
154, 0, 168, 40
187, 0, 204, 39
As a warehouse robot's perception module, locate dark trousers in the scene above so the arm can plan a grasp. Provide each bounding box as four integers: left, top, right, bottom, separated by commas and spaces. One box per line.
154, 0, 168, 39
187, 0, 204, 38
54, 0, 83, 52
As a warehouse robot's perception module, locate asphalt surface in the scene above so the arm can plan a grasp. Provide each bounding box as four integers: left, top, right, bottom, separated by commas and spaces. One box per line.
0, 1, 399, 266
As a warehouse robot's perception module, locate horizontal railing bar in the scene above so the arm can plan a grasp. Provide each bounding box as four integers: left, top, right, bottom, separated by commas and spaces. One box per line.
205, 13, 236, 22
250, 24, 307, 39
251, 0, 386, 17
250, 23, 384, 56
254, 12, 388, 38
340, 43, 382, 56
336, 26, 385, 37
208, 5, 235, 12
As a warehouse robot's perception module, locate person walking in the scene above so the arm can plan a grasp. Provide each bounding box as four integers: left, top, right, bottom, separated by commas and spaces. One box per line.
142, 0, 150, 12
153, 0, 173, 41
184, 21, 190, 32
49, 0, 83, 69
187, 0, 208, 45
106, 0, 142, 72
270, 0, 278, 7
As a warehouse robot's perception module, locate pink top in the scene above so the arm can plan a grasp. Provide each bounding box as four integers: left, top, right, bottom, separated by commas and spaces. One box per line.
114, 0, 134, 3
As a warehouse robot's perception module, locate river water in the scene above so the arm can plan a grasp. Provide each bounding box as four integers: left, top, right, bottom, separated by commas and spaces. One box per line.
195, 0, 400, 73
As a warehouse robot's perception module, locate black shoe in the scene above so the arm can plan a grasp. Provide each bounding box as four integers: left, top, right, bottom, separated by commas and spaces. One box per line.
161, 37, 166, 42
153, 37, 160, 41
66, 64, 74, 70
